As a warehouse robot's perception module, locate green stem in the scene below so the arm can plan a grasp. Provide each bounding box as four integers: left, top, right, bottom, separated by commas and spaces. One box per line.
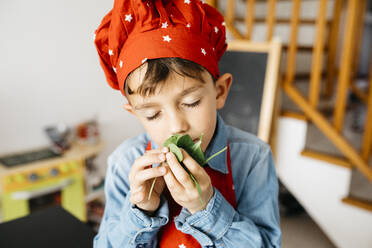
148, 177, 157, 200
204, 146, 227, 164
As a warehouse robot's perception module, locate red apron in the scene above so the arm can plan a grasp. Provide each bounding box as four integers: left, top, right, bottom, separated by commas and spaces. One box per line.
145, 141, 237, 247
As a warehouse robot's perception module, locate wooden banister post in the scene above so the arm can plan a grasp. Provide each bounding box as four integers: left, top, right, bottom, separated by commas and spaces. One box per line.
245, 0, 256, 40
333, 0, 359, 132
361, 58, 372, 161
266, 0, 277, 41
350, 0, 367, 81
284, 0, 301, 86
325, 0, 344, 99
309, 0, 328, 108
225, 0, 244, 39
206, 0, 218, 8
226, 0, 236, 24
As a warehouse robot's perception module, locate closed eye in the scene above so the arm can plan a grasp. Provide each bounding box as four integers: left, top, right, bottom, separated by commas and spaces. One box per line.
146, 112, 160, 121
183, 99, 201, 108
146, 100, 201, 121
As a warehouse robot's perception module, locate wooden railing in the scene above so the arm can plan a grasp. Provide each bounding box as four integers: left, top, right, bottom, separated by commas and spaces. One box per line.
207, 0, 372, 182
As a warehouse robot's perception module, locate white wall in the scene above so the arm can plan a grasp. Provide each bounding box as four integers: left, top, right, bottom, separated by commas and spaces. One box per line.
276, 117, 372, 248
0, 0, 145, 172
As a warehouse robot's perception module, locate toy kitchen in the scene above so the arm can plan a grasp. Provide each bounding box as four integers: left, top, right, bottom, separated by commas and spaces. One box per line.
0, 122, 103, 223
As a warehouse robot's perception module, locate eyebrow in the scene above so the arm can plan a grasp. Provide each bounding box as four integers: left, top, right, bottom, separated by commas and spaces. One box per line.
134, 85, 203, 110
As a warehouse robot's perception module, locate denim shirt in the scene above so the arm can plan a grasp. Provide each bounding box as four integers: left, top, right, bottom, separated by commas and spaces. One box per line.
94, 113, 281, 248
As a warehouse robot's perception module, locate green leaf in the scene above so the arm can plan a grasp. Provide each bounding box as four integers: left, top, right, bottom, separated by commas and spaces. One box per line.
153, 133, 226, 207
190, 173, 204, 205
176, 134, 194, 149
176, 134, 205, 166
167, 143, 183, 162
189, 134, 205, 166
205, 146, 227, 164
148, 177, 157, 200
164, 134, 181, 147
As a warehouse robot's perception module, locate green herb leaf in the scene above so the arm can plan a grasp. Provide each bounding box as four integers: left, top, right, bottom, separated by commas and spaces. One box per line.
189, 134, 205, 166
148, 133, 227, 205
205, 146, 227, 164
176, 134, 194, 149
190, 173, 204, 205
147, 177, 157, 200
167, 143, 183, 162
164, 134, 181, 147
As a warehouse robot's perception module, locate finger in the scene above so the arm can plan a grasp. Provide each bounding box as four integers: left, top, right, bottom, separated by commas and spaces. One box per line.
145, 146, 169, 154
163, 163, 184, 195
165, 152, 194, 190
131, 185, 144, 194
130, 190, 146, 205
180, 148, 205, 179
132, 166, 167, 189
129, 153, 166, 182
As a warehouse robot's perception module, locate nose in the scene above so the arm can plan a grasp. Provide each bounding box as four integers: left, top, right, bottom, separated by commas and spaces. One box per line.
168, 110, 190, 135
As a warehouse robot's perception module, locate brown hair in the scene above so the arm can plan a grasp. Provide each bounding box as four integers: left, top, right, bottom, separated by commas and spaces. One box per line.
124, 57, 216, 97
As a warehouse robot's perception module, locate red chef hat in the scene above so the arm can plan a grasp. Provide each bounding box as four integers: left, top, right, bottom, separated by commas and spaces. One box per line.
94, 0, 227, 96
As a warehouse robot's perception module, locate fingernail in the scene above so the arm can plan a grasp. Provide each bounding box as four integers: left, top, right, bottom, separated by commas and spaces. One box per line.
159, 154, 165, 161
166, 152, 172, 160
162, 147, 168, 153
160, 167, 166, 174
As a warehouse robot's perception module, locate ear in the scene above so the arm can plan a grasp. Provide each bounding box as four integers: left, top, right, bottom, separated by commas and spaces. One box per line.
122, 103, 136, 116
215, 73, 233, 110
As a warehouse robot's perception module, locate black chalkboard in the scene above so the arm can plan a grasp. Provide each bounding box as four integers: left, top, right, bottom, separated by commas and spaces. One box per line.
218, 50, 268, 135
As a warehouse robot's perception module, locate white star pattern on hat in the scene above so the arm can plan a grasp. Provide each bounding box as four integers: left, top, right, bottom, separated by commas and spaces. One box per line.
109, 49, 113, 56
201, 48, 206, 55
112, 67, 116, 73
184, 0, 190, 4
163, 35, 172, 42
161, 21, 168, 29
222, 21, 226, 26
119, 60, 123, 68
179, 244, 187, 248
125, 14, 133, 22
214, 26, 219, 33
186, 23, 191, 28
141, 58, 148, 64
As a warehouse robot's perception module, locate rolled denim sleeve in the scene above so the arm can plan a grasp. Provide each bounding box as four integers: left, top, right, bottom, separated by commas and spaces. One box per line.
93, 149, 169, 248
174, 146, 281, 247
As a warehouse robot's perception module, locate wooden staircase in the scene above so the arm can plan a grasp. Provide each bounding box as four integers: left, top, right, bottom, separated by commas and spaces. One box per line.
207, 0, 372, 213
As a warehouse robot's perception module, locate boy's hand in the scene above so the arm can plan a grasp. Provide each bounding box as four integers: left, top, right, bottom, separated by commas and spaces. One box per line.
128, 147, 169, 214
163, 149, 214, 214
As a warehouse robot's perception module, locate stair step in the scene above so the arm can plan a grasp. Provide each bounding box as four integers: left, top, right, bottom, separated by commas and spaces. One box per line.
349, 169, 372, 203
304, 120, 363, 161
301, 149, 352, 169
235, 17, 331, 26
342, 197, 372, 213
280, 110, 307, 121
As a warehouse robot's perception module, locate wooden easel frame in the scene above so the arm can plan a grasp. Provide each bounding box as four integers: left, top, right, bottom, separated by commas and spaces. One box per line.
226, 39, 282, 146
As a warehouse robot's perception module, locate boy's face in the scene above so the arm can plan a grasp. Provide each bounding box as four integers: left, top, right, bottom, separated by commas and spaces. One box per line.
123, 64, 232, 152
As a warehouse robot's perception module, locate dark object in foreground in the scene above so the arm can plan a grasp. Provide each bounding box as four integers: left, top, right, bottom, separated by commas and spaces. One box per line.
0, 206, 96, 248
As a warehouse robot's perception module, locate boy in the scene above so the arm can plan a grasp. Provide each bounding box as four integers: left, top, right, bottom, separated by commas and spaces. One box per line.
93, 0, 281, 247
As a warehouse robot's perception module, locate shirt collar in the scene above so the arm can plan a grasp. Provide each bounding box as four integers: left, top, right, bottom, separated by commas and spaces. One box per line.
149, 112, 228, 174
